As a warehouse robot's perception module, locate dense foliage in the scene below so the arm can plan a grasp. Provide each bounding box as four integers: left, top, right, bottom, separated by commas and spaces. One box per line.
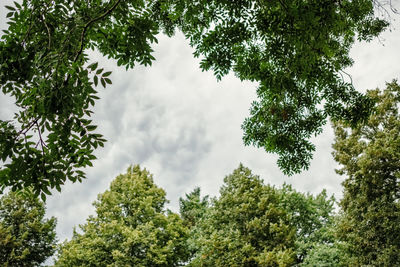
276, 184, 336, 264
332, 81, 400, 266
55, 165, 189, 266
0, 189, 57, 267
0, 0, 392, 195
176, 0, 388, 175
179, 187, 209, 229
4, 155, 398, 266
184, 165, 297, 266
183, 165, 336, 266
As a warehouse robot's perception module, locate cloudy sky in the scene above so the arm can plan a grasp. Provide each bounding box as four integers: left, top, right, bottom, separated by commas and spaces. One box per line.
1, 2, 400, 242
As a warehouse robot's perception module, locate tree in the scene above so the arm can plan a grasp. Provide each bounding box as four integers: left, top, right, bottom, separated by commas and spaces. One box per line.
300, 242, 348, 267
0, 189, 57, 266
55, 165, 189, 266
183, 166, 339, 266
0, 0, 392, 195
332, 81, 400, 266
178, 187, 210, 261
188, 164, 297, 266
276, 184, 337, 264
179, 187, 209, 229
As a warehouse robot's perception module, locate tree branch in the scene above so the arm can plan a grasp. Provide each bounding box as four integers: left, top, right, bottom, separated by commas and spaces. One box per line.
16, 118, 39, 139
73, 0, 122, 63
41, 13, 52, 49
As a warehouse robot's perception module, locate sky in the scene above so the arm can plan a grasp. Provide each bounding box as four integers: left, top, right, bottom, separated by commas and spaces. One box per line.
1, 2, 400, 243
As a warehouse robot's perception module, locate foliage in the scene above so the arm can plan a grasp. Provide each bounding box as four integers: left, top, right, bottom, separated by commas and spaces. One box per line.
277, 184, 336, 264
300, 243, 346, 267
182, 166, 339, 266
55, 165, 189, 266
332, 81, 400, 266
0, 189, 57, 267
0, 0, 392, 195
175, 0, 389, 174
187, 164, 297, 266
178, 187, 210, 261
179, 187, 209, 229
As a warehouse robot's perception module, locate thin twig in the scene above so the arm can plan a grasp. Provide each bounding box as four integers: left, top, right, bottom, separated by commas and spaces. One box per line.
35, 121, 47, 178
16, 118, 39, 138
340, 70, 353, 86
73, 0, 122, 63
42, 13, 52, 49
22, 5, 38, 46
35, 121, 47, 148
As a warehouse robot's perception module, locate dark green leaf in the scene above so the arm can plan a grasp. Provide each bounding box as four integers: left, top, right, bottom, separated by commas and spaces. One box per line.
102, 71, 112, 77
86, 125, 97, 131
87, 62, 98, 71
5, 5, 15, 11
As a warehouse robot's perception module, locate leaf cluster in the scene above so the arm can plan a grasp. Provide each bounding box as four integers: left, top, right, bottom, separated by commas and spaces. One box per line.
170, 0, 388, 174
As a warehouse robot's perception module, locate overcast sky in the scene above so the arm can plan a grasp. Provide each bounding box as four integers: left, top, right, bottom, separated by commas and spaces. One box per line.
1, 2, 400, 243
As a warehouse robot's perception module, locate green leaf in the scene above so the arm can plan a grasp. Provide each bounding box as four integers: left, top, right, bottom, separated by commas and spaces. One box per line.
86, 125, 97, 131
5, 5, 15, 11
42, 187, 52, 196
55, 184, 61, 192
101, 78, 106, 88
102, 71, 112, 77
55, 165, 189, 265
104, 78, 112, 84
88, 62, 98, 71
93, 75, 98, 86
96, 68, 103, 75
14, 1, 21, 9
0, 190, 57, 265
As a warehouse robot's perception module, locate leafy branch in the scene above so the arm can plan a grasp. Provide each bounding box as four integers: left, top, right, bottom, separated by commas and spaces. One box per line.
16, 118, 39, 140
73, 0, 122, 63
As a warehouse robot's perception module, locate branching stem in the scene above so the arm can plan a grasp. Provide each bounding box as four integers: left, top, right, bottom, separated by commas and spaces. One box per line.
73, 0, 122, 63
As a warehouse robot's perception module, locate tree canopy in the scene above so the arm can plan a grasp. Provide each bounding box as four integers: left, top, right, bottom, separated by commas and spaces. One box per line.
55, 165, 189, 266
332, 81, 400, 266
183, 164, 337, 266
276, 184, 336, 264
0, 189, 57, 266
0, 0, 392, 195
186, 164, 297, 266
